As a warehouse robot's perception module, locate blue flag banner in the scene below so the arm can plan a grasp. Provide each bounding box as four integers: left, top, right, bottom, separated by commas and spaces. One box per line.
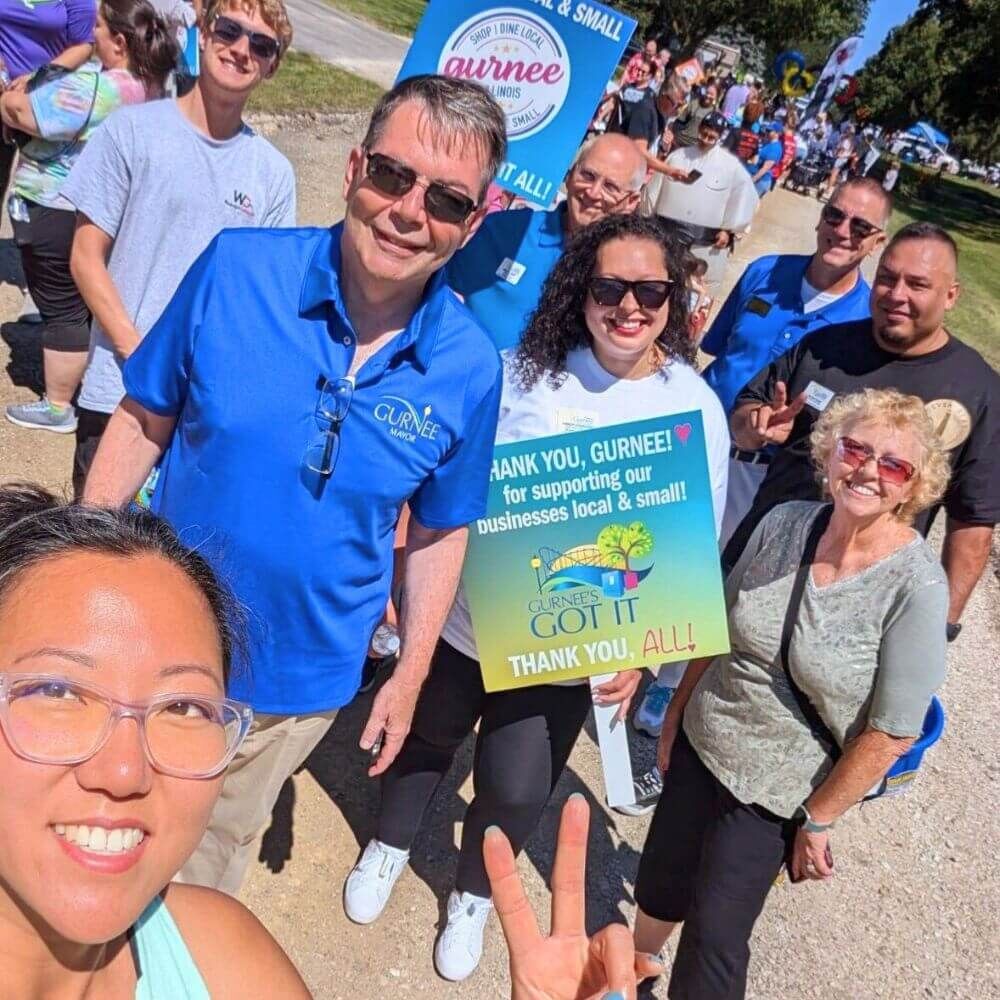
396, 1, 637, 206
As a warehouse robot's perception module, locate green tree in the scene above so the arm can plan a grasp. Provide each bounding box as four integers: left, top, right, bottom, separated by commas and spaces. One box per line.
855, 15, 943, 129
620, 0, 869, 62
855, 0, 999, 161
596, 522, 654, 572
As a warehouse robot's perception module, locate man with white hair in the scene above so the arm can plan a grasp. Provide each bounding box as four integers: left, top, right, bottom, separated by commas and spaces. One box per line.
446, 132, 647, 350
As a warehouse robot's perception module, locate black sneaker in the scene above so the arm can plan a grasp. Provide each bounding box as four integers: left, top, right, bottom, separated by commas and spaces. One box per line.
612, 767, 663, 816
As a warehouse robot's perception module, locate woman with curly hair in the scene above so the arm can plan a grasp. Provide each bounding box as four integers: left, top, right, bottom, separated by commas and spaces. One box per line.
633, 387, 951, 999
344, 212, 730, 983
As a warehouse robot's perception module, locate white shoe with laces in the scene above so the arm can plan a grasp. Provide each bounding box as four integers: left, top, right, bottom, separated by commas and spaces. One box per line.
434, 889, 493, 982
343, 839, 408, 924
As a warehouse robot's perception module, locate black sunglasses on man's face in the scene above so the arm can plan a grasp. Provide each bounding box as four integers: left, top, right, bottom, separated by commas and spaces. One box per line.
363, 148, 478, 225
211, 15, 280, 62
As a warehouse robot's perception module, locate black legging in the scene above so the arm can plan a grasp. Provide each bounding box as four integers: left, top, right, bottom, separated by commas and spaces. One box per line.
379, 638, 593, 898
12, 199, 91, 350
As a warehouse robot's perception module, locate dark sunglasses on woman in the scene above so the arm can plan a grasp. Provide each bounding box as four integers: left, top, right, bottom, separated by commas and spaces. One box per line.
363, 148, 478, 224
588, 276, 674, 309
211, 15, 280, 61
837, 436, 916, 485
820, 204, 882, 241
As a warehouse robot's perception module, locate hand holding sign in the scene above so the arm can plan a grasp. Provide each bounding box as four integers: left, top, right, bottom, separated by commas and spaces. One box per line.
748, 381, 806, 447
592, 669, 642, 721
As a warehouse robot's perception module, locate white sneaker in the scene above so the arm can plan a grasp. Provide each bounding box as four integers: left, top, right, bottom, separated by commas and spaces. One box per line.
343, 839, 408, 924
434, 889, 493, 982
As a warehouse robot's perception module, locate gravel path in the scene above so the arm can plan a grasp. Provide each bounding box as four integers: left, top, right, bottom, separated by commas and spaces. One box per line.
0, 117, 997, 999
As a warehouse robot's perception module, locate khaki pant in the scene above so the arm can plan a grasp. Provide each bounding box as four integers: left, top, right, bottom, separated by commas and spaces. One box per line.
720, 456, 769, 548
177, 708, 339, 896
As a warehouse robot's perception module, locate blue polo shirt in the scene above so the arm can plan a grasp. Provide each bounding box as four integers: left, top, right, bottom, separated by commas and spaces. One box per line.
123, 223, 502, 714
446, 204, 567, 351
702, 254, 871, 414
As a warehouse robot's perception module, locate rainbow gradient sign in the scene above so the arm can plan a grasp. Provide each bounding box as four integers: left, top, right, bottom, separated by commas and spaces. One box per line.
397, 0, 636, 206
463, 414, 730, 691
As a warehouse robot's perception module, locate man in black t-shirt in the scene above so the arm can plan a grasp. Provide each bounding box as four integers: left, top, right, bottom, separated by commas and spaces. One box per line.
727, 222, 999, 638
608, 58, 662, 152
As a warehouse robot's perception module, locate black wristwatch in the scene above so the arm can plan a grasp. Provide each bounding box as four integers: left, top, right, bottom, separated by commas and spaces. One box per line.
946, 622, 962, 643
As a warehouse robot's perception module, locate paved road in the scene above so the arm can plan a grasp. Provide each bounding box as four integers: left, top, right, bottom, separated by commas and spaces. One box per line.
284, 0, 408, 88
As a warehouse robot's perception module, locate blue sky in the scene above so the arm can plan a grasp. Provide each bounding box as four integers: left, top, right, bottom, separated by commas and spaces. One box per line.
853, 0, 921, 68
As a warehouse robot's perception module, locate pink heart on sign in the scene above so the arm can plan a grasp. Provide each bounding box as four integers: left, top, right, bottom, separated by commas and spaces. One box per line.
674, 422, 692, 446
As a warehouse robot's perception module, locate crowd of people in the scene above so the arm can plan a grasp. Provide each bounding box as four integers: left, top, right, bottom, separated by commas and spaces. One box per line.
1, 7, 998, 1000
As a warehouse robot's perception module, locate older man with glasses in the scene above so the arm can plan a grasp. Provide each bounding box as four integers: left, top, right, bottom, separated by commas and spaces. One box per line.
446, 132, 648, 351
82, 74, 508, 896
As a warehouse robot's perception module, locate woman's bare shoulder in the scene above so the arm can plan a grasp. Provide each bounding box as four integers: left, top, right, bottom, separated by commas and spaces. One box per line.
161, 883, 312, 999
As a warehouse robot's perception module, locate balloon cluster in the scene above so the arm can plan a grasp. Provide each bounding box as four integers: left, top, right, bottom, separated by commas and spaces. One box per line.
772, 50, 815, 98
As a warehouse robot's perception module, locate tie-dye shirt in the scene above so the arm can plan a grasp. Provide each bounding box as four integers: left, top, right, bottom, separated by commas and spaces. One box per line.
13, 67, 152, 211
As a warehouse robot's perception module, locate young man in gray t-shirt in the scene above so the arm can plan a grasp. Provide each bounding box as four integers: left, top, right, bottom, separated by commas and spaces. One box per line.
58, 0, 296, 494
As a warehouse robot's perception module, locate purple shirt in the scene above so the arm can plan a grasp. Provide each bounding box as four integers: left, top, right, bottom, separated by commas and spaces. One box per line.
0, 0, 95, 80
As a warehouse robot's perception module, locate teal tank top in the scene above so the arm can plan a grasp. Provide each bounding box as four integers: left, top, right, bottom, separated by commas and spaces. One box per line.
129, 895, 210, 999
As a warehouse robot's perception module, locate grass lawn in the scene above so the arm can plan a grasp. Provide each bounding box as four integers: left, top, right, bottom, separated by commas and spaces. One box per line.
324, 0, 425, 36
247, 50, 384, 116
886, 169, 1000, 370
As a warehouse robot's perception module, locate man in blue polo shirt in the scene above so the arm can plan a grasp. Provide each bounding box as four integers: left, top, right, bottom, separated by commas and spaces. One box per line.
704, 175, 891, 544
628, 176, 891, 757
82, 74, 508, 895
446, 132, 647, 350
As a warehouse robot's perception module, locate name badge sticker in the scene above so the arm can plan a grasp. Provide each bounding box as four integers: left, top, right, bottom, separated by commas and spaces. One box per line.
803, 381, 835, 412
746, 296, 772, 317
555, 407, 599, 432
496, 257, 527, 285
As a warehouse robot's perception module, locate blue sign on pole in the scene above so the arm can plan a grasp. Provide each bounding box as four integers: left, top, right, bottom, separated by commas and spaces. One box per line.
396, 1, 637, 207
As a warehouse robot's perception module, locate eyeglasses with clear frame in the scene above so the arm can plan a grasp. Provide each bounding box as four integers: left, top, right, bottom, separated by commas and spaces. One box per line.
571, 165, 635, 206
305, 376, 354, 479
0, 673, 253, 779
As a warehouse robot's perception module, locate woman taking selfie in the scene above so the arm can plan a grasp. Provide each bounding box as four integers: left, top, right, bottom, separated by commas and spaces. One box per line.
633, 388, 950, 998
344, 213, 729, 983
0, 483, 657, 998
2, 0, 176, 436
0, 484, 309, 997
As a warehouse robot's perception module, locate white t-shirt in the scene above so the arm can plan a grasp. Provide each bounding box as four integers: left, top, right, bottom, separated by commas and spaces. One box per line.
441, 347, 731, 661
655, 143, 759, 232
800, 276, 850, 314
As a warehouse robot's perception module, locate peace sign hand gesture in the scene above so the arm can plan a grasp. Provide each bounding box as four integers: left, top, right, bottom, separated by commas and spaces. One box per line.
484, 794, 663, 1000
747, 380, 807, 447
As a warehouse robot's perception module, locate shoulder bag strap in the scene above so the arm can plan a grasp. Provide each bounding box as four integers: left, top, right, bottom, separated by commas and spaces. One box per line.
28, 69, 101, 166
779, 504, 841, 758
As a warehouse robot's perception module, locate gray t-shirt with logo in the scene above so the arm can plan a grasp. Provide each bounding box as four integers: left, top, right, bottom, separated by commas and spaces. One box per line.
62, 98, 296, 414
